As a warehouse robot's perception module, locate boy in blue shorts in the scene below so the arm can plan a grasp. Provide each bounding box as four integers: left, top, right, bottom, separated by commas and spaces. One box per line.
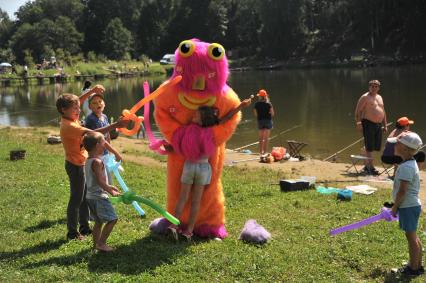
388, 131, 423, 276
83, 132, 121, 252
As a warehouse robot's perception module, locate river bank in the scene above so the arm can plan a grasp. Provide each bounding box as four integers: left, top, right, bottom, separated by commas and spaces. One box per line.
0, 61, 172, 87
230, 54, 426, 71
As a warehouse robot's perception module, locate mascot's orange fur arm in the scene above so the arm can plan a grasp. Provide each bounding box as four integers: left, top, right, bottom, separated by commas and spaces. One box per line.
153, 97, 183, 142
212, 89, 241, 145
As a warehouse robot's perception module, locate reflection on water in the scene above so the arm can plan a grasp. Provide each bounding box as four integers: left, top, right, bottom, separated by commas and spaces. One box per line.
1, 66, 426, 161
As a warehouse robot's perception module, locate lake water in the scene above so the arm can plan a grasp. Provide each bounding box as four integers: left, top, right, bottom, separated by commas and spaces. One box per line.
1, 66, 425, 162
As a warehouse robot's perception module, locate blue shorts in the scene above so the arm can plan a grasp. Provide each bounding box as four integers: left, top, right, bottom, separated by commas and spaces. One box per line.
398, 206, 421, 232
87, 198, 118, 223
181, 160, 212, 185
257, 119, 273, 130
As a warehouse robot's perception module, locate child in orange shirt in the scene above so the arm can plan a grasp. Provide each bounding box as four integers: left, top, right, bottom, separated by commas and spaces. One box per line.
56, 85, 127, 240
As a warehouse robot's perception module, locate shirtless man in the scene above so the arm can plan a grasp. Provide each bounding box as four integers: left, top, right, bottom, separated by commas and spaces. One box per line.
354, 79, 388, 175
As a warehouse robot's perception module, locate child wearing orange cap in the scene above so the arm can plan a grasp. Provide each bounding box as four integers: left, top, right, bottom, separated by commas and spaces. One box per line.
382, 117, 425, 167
253, 89, 275, 155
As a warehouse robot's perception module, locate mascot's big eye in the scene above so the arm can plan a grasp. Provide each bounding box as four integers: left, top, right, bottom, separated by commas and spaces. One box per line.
207, 43, 225, 61
178, 40, 195, 57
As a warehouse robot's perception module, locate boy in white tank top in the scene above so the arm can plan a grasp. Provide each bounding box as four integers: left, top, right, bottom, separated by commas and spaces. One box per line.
83, 132, 121, 252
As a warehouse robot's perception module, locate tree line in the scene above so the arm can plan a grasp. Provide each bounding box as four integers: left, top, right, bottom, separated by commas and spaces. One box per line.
1, 0, 426, 65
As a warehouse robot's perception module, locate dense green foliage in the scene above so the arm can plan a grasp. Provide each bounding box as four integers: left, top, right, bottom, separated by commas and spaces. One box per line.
1, 0, 426, 66
1, 127, 425, 281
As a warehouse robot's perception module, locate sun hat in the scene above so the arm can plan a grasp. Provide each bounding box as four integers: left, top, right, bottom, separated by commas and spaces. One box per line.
396, 116, 414, 127
257, 89, 267, 97
387, 132, 423, 150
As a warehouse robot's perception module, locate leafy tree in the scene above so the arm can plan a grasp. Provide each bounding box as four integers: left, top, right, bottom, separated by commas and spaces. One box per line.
159, 0, 229, 57
0, 9, 14, 49
101, 18, 133, 60
15, 1, 44, 24
0, 48, 15, 63
224, 0, 261, 56
136, 0, 177, 58
39, 0, 84, 23
6, 0, 426, 62
23, 49, 35, 67
9, 23, 38, 63
81, 0, 142, 55
15, 0, 84, 24
87, 51, 97, 62
10, 16, 82, 64
50, 16, 83, 54
258, 0, 305, 59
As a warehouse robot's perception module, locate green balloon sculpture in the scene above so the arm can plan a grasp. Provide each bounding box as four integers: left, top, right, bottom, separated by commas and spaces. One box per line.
111, 191, 180, 225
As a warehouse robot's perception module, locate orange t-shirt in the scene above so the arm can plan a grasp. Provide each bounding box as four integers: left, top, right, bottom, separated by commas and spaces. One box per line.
60, 118, 88, 166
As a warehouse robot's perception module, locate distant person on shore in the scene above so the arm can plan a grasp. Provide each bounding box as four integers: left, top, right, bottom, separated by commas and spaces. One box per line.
23, 65, 28, 77
81, 80, 92, 119
382, 117, 425, 170
388, 132, 423, 276
253, 89, 274, 155
56, 85, 127, 241
354, 80, 388, 175
83, 132, 120, 252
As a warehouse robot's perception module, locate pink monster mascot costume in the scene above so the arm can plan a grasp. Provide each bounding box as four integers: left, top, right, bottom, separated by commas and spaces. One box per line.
150, 39, 241, 239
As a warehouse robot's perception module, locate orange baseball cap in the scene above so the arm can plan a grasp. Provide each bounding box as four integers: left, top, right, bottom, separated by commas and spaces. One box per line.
257, 89, 267, 97
397, 117, 414, 126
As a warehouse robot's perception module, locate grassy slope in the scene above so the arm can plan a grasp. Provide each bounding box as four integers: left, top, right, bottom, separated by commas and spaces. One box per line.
0, 127, 423, 282
0, 61, 169, 79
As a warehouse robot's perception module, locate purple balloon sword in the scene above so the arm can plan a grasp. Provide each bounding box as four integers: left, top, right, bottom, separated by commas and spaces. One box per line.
330, 207, 398, 236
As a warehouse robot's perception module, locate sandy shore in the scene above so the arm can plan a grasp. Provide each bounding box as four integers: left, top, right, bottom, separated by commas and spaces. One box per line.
32, 125, 426, 210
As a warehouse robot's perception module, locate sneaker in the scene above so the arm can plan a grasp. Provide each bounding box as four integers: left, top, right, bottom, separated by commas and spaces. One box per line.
395, 265, 424, 276
79, 228, 93, 236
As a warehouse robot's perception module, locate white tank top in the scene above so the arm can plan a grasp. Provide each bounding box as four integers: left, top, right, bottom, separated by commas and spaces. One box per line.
85, 158, 109, 199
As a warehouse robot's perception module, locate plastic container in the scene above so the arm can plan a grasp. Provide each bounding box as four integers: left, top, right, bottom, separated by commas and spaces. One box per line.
279, 179, 310, 192
300, 176, 316, 186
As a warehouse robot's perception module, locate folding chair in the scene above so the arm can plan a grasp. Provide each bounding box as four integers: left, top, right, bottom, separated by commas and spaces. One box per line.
379, 162, 395, 179
286, 140, 308, 158
347, 155, 372, 174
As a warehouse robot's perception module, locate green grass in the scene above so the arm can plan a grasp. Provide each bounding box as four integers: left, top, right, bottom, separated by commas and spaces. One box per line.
0, 60, 166, 80
0, 127, 424, 282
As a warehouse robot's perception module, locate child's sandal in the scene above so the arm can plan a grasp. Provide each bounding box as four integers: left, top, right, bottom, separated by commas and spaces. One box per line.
168, 224, 180, 241
181, 230, 193, 241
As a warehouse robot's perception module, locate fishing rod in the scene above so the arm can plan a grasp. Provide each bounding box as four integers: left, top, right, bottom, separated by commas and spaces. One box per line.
269, 179, 362, 186
323, 122, 393, 162
233, 124, 301, 151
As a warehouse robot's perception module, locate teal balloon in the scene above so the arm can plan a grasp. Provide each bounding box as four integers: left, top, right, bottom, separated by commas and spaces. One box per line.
105, 155, 145, 216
